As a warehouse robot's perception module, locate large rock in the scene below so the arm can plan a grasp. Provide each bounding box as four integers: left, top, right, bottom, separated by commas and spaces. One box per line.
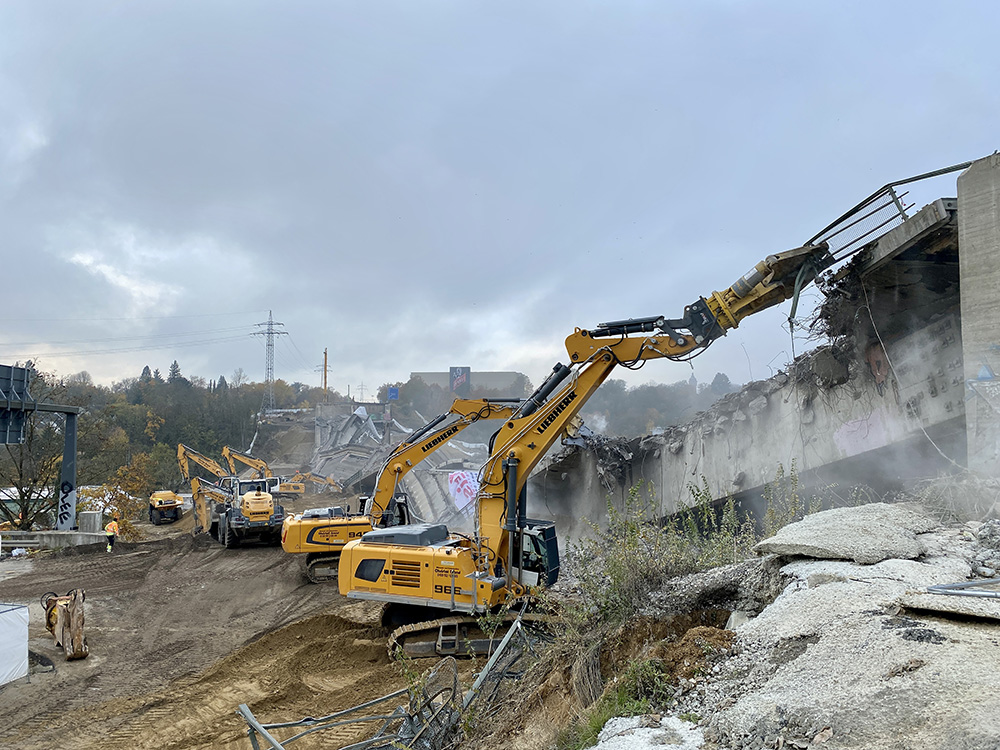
753, 502, 937, 564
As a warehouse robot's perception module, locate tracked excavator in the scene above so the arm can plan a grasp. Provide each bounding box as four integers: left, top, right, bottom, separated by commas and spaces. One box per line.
220, 446, 307, 499
177, 444, 286, 546
281, 398, 520, 583
338, 244, 835, 655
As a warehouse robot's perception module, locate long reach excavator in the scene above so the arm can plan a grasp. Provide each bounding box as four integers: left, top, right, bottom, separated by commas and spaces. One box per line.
337, 244, 834, 655
281, 398, 520, 582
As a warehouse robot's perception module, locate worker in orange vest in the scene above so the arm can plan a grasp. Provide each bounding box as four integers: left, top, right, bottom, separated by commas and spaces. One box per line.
105, 515, 120, 553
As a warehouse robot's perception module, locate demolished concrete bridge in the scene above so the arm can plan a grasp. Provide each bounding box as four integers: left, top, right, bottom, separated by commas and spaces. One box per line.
529, 154, 1000, 535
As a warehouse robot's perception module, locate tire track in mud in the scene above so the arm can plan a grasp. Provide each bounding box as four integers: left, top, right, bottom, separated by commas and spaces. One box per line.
1, 532, 368, 750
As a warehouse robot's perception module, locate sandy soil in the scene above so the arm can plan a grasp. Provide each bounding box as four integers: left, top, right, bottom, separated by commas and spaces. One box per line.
0, 512, 415, 750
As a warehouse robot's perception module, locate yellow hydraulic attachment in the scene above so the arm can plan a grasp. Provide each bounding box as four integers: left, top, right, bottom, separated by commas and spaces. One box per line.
282, 398, 519, 583
338, 244, 834, 653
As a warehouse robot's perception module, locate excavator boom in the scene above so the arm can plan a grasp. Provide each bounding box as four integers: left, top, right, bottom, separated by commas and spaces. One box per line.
177, 443, 230, 482
221, 446, 273, 478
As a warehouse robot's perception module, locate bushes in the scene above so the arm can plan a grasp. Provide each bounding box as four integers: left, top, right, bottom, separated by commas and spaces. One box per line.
569, 478, 760, 628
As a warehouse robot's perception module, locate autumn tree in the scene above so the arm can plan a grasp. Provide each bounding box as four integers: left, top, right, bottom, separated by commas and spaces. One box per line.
79, 452, 156, 541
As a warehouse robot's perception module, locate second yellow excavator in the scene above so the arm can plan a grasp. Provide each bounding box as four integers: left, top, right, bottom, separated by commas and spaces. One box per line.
221, 446, 307, 499
281, 398, 520, 582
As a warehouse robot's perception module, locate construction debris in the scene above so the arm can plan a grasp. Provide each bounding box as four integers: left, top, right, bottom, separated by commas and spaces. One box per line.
238, 657, 464, 750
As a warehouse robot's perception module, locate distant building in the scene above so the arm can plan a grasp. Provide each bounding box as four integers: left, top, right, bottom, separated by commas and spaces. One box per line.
409, 370, 528, 397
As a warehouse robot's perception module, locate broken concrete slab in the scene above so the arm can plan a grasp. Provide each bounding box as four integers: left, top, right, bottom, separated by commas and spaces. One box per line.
902, 588, 1000, 623
753, 502, 937, 564
673, 512, 1000, 750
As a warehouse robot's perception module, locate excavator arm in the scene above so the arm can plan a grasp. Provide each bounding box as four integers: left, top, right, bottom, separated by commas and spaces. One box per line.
221, 446, 274, 479
190, 476, 233, 535
364, 397, 522, 524
177, 443, 231, 483
479, 243, 834, 588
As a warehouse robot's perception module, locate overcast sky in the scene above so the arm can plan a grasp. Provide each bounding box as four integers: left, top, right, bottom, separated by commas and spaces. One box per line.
2, 1, 998, 398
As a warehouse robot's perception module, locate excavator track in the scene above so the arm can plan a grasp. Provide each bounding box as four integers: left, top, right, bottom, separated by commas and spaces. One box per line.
387, 611, 554, 658
304, 553, 340, 584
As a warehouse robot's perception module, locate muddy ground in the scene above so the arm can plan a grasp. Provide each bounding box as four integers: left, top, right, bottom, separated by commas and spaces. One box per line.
0, 499, 439, 750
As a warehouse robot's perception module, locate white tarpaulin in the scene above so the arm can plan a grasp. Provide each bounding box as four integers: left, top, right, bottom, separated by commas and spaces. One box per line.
448, 470, 478, 511
0, 603, 29, 686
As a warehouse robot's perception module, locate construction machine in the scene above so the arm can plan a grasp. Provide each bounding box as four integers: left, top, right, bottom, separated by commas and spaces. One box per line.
338, 244, 834, 655
282, 398, 520, 583
178, 443, 286, 547
221, 446, 307, 499
41, 589, 88, 660
189, 476, 284, 547
148, 490, 183, 525
288, 471, 342, 493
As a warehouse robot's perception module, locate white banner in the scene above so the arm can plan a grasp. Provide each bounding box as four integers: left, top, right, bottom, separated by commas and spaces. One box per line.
0, 604, 29, 686
447, 471, 478, 510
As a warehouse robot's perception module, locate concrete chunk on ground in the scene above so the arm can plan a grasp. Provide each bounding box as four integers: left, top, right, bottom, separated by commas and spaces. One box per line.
686, 515, 1000, 750
753, 502, 938, 564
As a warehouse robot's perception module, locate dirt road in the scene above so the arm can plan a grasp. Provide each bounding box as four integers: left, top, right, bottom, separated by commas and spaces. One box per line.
0, 518, 409, 750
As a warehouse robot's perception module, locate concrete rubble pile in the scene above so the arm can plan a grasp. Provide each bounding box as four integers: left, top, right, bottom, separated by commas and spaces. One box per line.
614, 502, 1000, 750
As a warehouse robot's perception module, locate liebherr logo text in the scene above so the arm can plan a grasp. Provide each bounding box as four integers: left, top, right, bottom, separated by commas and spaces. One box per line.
536, 391, 577, 434
421, 425, 461, 452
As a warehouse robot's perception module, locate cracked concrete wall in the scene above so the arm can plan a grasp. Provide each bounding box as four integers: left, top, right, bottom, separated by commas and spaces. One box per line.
531, 313, 969, 539
528, 154, 1000, 534
637, 311, 966, 513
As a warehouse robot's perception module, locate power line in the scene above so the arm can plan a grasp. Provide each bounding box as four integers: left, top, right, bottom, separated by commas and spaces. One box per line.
3, 334, 252, 359
0, 309, 269, 323
0, 324, 257, 348
252, 311, 287, 413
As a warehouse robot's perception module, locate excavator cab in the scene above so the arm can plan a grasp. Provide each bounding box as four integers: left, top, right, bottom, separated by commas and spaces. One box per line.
512, 521, 560, 588
361, 493, 413, 528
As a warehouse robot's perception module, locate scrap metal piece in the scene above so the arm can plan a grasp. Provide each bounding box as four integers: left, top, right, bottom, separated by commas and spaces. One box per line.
926, 577, 1000, 599
41, 589, 89, 660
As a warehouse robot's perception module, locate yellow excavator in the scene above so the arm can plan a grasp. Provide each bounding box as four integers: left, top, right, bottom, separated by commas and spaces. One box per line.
281, 398, 520, 583
288, 471, 342, 493
177, 443, 286, 547
338, 244, 834, 654
220, 446, 307, 499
